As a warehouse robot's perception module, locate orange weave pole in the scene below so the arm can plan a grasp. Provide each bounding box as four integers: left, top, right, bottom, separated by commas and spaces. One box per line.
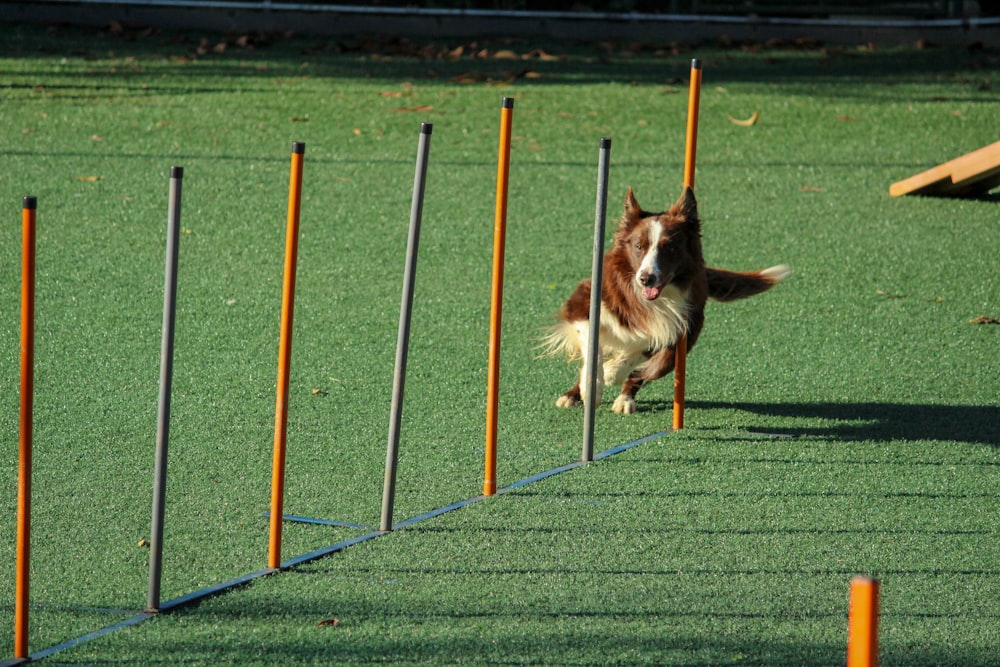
15, 196, 37, 660
848, 577, 880, 667
483, 97, 514, 497
268, 142, 305, 570
673, 59, 702, 431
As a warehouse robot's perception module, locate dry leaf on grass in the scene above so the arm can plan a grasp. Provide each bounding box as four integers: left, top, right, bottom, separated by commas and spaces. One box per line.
727, 111, 760, 126
970, 315, 1000, 324
394, 104, 434, 113
317, 618, 339, 627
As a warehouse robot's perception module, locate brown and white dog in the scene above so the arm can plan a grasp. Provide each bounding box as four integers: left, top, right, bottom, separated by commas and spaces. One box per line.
544, 186, 790, 414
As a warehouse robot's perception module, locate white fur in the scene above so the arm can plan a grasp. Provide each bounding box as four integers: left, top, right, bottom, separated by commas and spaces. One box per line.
544, 284, 690, 410
636, 220, 663, 285
762, 264, 792, 282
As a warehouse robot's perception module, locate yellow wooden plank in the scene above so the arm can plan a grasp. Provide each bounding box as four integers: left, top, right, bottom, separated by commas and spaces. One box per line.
890, 140, 1000, 197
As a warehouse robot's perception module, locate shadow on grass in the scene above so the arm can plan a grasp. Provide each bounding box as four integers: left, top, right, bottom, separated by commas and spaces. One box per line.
101, 596, 997, 667
685, 401, 1000, 448
1, 22, 998, 95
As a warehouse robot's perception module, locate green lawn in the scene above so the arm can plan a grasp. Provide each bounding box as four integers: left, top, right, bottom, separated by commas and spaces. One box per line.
1, 23, 998, 665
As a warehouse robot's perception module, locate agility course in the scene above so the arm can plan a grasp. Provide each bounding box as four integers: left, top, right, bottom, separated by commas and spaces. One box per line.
2, 25, 999, 666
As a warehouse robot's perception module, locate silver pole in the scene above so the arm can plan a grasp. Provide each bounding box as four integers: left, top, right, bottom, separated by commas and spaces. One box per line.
380, 123, 432, 532
582, 139, 610, 462
147, 166, 182, 611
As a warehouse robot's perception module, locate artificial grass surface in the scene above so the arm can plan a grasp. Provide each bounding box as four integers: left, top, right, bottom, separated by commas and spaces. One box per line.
0, 21, 997, 665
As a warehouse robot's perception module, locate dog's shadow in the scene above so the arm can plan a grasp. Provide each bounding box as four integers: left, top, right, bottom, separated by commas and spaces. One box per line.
642, 400, 999, 448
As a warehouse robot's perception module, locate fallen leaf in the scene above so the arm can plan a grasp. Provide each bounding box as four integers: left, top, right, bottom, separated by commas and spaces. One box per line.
970, 315, 1000, 324
394, 104, 434, 112
317, 618, 339, 627
837, 115, 860, 122
138, 539, 149, 548
451, 72, 488, 84
352, 128, 362, 135
291, 116, 309, 122
523, 49, 563, 61
77, 175, 102, 181
311, 388, 329, 396
91, 134, 103, 141
492, 49, 519, 60
727, 111, 760, 126
799, 185, 823, 192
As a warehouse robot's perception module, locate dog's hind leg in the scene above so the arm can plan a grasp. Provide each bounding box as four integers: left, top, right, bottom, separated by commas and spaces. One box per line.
556, 321, 605, 408
576, 323, 605, 407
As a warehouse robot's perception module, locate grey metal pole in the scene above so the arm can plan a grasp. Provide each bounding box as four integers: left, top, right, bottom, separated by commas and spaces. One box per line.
582, 138, 611, 462
147, 166, 182, 612
380, 123, 433, 532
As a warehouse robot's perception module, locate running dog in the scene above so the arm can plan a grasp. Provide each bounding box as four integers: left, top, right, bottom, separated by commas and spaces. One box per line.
544, 186, 790, 414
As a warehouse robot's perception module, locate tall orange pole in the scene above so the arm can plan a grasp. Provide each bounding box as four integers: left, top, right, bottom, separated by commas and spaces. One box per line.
673, 59, 702, 431
268, 142, 305, 570
484, 97, 514, 497
848, 577, 880, 667
15, 196, 37, 660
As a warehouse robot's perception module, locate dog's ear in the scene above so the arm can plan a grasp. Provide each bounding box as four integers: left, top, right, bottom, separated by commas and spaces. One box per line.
671, 186, 698, 220
625, 187, 642, 216
620, 187, 643, 229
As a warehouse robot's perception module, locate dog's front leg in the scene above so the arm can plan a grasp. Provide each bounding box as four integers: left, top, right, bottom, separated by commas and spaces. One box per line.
614, 347, 676, 414
605, 350, 649, 415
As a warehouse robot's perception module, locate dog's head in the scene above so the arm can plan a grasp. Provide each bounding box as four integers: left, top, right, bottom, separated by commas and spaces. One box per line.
614, 187, 702, 301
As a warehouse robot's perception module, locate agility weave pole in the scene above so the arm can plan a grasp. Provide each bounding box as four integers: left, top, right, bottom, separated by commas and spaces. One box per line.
268, 141, 305, 570
673, 59, 702, 431
381, 122, 433, 532
13, 196, 37, 663
483, 97, 514, 496
147, 166, 183, 612
848, 577, 880, 667
581, 138, 612, 462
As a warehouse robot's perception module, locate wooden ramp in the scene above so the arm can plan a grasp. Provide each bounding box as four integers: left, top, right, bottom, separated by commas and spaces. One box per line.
890, 140, 1000, 197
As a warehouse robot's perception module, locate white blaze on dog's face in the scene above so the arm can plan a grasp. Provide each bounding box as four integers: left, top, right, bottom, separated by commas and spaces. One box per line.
636, 219, 665, 300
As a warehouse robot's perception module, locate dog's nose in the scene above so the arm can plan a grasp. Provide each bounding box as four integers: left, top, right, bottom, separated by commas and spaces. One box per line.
638, 270, 656, 287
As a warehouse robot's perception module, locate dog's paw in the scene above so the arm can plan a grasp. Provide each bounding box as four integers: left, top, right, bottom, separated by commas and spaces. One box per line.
556, 393, 583, 408
611, 395, 637, 415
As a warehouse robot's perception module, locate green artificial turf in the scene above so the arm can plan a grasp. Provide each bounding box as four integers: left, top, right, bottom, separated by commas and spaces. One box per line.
0, 22, 998, 665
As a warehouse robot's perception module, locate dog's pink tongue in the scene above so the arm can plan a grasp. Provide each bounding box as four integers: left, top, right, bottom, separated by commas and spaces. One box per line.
642, 286, 661, 300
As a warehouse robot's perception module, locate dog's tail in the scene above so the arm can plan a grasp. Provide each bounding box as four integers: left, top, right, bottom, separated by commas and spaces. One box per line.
706, 264, 791, 302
